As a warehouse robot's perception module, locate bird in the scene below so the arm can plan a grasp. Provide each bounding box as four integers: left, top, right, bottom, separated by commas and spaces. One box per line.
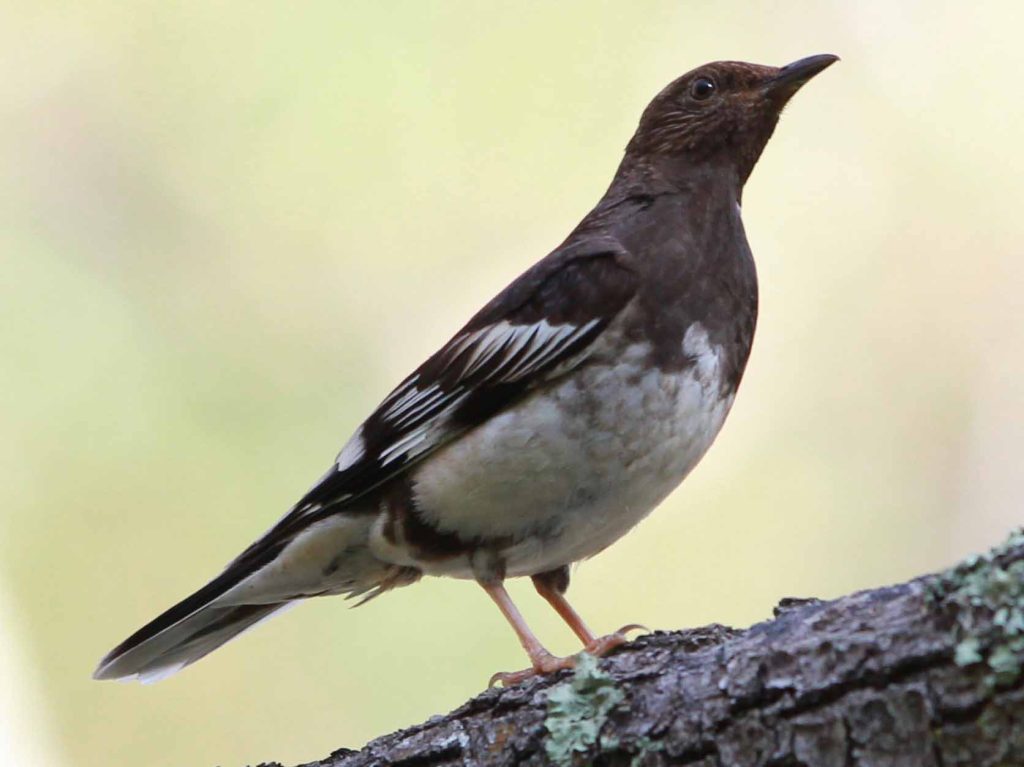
94, 54, 838, 686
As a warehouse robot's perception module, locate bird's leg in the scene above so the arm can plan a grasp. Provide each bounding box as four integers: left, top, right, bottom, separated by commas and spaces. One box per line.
480, 580, 576, 687
532, 567, 646, 656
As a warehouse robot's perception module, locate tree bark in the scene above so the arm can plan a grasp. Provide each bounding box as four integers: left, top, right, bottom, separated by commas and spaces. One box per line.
268, 532, 1024, 767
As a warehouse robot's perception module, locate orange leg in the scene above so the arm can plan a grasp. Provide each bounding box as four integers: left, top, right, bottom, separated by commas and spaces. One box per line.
481, 581, 576, 686
481, 575, 646, 687
532, 572, 646, 656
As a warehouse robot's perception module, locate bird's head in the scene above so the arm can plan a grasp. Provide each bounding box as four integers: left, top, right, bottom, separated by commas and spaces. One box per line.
627, 55, 838, 188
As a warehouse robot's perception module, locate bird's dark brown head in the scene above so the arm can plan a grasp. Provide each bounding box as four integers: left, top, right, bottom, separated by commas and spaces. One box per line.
627, 54, 838, 187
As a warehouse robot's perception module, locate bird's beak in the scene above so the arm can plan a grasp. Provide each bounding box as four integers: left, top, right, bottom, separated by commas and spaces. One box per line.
764, 54, 839, 102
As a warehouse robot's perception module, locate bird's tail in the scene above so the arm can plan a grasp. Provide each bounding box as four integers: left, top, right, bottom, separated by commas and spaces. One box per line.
94, 512, 415, 682
92, 569, 292, 683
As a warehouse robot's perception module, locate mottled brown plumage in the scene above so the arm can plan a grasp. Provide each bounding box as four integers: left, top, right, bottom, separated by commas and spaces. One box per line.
95, 55, 837, 685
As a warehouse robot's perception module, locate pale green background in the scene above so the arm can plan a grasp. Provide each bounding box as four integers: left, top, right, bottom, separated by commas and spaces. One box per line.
3, 2, 1023, 765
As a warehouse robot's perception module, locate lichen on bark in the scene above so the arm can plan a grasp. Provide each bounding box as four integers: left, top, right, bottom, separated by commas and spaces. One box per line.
931, 528, 1024, 689
542, 652, 624, 763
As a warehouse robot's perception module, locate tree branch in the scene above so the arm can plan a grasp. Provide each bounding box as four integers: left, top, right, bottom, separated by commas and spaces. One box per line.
269, 531, 1024, 767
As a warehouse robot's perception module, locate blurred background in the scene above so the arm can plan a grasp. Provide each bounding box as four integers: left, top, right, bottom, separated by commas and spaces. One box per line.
3, 2, 1023, 765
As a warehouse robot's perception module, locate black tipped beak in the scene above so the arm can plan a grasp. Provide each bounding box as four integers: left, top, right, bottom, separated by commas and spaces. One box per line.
765, 54, 839, 98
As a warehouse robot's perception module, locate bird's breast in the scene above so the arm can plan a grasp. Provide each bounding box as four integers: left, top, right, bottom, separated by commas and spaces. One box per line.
371, 320, 737, 579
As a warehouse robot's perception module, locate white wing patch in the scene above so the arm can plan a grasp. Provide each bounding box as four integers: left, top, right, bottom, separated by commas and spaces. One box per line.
379, 396, 469, 467
366, 319, 601, 468
377, 319, 596, 428
503, 321, 597, 379
445, 319, 600, 384
388, 384, 446, 428
380, 377, 421, 416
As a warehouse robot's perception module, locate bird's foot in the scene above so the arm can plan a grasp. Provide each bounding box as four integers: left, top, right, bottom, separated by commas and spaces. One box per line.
489, 649, 576, 688
489, 625, 647, 687
584, 623, 647, 656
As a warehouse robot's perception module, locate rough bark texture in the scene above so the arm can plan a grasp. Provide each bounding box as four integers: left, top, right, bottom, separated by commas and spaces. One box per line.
264, 532, 1024, 767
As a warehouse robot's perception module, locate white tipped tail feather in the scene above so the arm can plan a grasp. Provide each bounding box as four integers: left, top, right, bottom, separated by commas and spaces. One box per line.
94, 514, 401, 682
93, 601, 292, 683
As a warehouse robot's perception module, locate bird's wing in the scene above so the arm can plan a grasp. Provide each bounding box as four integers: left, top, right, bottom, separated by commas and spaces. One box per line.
263, 236, 638, 542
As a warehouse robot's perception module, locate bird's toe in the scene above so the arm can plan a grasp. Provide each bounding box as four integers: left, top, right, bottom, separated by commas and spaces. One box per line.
583, 624, 647, 656
488, 650, 577, 687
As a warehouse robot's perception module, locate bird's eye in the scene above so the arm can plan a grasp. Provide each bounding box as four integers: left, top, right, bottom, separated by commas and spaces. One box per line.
690, 77, 716, 101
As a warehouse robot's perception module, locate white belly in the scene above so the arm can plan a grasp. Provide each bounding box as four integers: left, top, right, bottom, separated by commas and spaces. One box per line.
376, 324, 734, 578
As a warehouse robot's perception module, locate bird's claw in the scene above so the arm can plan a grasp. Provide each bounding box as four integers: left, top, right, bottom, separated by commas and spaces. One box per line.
488, 667, 543, 687
584, 623, 648, 656
488, 650, 576, 688
489, 625, 648, 687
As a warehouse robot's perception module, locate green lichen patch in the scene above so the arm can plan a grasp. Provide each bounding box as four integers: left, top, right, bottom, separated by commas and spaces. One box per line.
543, 653, 625, 764
628, 735, 665, 766
931, 528, 1024, 689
